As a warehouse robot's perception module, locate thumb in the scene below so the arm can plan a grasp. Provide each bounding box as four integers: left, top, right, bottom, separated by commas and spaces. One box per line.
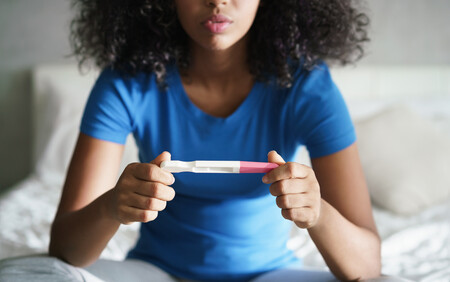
151, 151, 172, 166
267, 150, 285, 165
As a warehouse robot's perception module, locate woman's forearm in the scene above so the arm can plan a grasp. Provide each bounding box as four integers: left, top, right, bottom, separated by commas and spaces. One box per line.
49, 189, 120, 267
308, 199, 381, 281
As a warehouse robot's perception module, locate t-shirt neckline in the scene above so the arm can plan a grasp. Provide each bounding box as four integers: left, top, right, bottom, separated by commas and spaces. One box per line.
167, 65, 265, 126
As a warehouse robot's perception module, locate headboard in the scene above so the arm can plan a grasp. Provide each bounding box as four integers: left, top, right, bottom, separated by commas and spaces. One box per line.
331, 65, 450, 100
31, 65, 138, 184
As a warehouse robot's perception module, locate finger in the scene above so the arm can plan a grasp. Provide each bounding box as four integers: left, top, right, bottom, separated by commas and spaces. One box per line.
281, 207, 315, 226
117, 206, 159, 224
267, 150, 286, 165
136, 182, 176, 201
276, 194, 312, 209
151, 151, 172, 166
262, 150, 285, 183
263, 162, 310, 184
269, 178, 307, 196
130, 194, 167, 211
131, 163, 175, 185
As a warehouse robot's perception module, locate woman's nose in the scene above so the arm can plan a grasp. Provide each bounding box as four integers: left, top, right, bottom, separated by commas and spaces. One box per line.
205, 0, 228, 8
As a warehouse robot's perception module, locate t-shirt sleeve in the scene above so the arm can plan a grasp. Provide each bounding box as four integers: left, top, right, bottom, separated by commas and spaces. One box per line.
80, 68, 134, 144
289, 63, 356, 158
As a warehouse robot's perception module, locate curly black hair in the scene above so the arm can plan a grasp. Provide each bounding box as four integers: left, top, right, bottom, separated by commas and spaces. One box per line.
70, 0, 369, 88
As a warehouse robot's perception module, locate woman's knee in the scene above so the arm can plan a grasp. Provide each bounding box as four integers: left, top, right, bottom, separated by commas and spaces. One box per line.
0, 255, 84, 282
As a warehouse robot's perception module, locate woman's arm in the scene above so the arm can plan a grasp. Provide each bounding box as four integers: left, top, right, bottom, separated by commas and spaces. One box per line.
49, 133, 175, 267
264, 143, 381, 280
49, 133, 123, 266
308, 143, 380, 280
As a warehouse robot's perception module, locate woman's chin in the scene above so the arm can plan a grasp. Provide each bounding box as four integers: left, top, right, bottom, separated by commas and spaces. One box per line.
199, 39, 234, 51
195, 35, 246, 53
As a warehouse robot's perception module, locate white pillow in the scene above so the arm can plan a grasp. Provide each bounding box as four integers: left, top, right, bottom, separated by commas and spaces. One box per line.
32, 65, 138, 186
355, 105, 450, 215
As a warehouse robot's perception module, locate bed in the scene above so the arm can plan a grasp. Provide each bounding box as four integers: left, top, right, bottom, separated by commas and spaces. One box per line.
0, 64, 449, 281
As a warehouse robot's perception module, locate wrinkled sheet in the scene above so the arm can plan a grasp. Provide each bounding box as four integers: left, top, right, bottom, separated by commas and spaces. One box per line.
0, 175, 139, 261
288, 200, 450, 282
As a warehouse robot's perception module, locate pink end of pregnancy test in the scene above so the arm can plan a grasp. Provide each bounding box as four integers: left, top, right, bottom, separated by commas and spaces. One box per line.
160, 160, 279, 173
239, 161, 279, 173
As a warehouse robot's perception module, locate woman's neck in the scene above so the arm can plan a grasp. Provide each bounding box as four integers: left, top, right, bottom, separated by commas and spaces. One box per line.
185, 35, 251, 88
179, 35, 255, 118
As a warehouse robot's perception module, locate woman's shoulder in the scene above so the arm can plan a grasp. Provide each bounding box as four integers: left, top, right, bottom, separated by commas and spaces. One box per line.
97, 67, 158, 89
291, 61, 332, 86
91, 66, 166, 103
287, 61, 339, 101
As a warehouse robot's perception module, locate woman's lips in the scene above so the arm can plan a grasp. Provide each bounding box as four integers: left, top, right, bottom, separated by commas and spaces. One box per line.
202, 14, 232, 33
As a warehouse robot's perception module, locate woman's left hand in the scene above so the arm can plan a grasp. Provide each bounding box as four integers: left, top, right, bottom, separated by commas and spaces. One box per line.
262, 150, 322, 229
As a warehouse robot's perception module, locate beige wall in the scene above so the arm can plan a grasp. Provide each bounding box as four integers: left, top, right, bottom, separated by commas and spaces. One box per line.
362, 0, 450, 65
0, 0, 449, 190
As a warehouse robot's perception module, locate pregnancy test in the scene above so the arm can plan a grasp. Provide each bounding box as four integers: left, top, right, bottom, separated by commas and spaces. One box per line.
160, 160, 279, 173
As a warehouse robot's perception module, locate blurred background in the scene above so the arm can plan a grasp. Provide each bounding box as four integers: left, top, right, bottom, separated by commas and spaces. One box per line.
0, 0, 450, 190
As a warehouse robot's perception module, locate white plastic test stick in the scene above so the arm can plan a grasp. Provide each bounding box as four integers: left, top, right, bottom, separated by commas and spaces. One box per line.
160, 160, 279, 173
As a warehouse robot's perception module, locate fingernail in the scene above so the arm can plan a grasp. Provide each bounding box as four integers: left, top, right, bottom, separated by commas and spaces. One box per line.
262, 175, 268, 183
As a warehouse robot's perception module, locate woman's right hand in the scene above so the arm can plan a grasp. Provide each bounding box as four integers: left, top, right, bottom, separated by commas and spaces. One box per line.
109, 151, 176, 225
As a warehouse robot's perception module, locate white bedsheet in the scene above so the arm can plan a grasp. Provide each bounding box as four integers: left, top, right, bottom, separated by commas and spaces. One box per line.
0, 175, 139, 261
288, 200, 450, 282
375, 203, 450, 281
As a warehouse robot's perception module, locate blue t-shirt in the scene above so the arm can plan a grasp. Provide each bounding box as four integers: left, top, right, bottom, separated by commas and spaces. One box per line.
80, 63, 356, 281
